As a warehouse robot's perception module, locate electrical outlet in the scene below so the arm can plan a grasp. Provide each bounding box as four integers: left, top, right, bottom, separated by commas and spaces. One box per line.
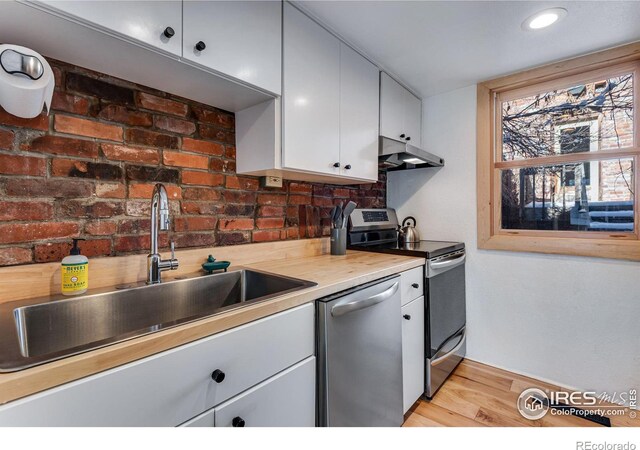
261, 176, 283, 188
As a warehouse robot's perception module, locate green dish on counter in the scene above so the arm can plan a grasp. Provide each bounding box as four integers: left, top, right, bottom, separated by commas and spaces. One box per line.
202, 255, 231, 274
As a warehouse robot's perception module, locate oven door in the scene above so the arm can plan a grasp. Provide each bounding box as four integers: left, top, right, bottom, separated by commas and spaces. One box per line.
426, 251, 466, 358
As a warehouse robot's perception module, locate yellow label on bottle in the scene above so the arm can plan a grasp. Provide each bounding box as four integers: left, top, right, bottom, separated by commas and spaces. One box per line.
61, 262, 88, 293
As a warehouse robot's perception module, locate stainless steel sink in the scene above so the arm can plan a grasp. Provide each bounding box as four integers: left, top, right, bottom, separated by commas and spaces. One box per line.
0, 269, 316, 371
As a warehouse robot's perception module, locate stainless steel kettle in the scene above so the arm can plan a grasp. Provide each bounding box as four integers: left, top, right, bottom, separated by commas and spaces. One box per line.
400, 216, 420, 244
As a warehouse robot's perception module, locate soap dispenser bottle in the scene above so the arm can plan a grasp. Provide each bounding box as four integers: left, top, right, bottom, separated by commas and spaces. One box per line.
61, 238, 88, 296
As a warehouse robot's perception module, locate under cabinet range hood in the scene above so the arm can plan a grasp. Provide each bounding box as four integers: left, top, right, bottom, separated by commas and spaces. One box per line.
378, 136, 444, 171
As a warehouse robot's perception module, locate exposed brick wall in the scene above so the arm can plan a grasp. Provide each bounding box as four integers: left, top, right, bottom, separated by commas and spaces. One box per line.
0, 59, 386, 266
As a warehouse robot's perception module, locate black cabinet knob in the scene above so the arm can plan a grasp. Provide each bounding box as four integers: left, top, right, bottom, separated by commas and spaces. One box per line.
403, 314, 411, 320
344, 164, 352, 170
163, 27, 175, 38
411, 283, 419, 288
195, 41, 206, 51
405, 136, 411, 141
232, 416, 245, 427
400, 133, 406, 138
333, 162, 340, 168
211, 369, 225, 383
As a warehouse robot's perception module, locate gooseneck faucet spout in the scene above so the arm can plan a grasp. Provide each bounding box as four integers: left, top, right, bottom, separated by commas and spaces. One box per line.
147, 183, 179, 284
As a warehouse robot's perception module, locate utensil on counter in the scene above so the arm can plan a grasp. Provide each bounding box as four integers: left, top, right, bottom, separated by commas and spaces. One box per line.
332, 202, 343, 229
330, 201, 352, 256
341, 201, 357, 229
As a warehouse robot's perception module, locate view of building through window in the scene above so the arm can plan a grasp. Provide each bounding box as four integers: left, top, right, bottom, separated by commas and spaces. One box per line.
500, 73, 635, 232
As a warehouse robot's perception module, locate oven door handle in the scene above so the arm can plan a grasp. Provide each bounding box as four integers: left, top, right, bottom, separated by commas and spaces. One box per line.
431, 327, 466, 367
331, 282, 399, 317
430, 253, 466, 271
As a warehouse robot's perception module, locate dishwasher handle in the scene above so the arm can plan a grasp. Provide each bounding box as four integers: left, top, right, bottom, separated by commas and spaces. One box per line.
331, 282, 399, 317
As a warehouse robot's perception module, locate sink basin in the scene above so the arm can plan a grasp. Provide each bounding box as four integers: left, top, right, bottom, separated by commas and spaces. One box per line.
0, 269, 316, 371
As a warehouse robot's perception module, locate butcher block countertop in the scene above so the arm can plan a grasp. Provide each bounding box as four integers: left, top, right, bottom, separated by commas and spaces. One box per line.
0, 248, 424, 405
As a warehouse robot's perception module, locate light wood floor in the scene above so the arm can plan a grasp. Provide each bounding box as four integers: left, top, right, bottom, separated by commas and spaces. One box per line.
403, 359, 639, 427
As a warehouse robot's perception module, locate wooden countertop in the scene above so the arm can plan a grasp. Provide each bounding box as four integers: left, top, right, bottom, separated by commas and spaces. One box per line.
0, 250, 424, 405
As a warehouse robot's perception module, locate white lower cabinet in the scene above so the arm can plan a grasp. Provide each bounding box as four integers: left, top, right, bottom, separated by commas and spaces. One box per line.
0, 304, 314, 427
402, 296, 425, 413
400, 266, 424, 306
181, 357, 316, 427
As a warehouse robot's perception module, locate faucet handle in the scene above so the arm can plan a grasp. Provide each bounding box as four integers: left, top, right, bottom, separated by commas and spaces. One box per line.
170, 241, 176, 260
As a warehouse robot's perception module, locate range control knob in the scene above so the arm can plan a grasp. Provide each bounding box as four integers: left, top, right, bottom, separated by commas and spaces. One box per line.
195, 41, 206, 51
403, 314, 411, 320
211, 369, 225, 383
411, 283, 420, 289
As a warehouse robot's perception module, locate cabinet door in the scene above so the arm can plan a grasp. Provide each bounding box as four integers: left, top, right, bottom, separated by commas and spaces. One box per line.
182, 0, 282, 95
403, 90, 422, 147
213, 357, 316, 427
379, 72, 406, 141
282, 3, 340, 175
402, 296, 425, 413
339, 43, 379, 182
37, 1, 182, 57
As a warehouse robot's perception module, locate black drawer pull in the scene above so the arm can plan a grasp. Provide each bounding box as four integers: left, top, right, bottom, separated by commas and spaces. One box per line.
211, 369, 225, 383
411, 283, 420, 289
163, 27, 175, 39
232, 416, 245, 427
403, 314, 411, 320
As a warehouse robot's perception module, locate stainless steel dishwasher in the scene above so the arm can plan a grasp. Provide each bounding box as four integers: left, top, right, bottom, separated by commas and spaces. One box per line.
316, 275, 403, 427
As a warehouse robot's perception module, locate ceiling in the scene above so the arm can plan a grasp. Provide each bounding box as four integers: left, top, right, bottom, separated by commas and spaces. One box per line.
297, 1, 640, 98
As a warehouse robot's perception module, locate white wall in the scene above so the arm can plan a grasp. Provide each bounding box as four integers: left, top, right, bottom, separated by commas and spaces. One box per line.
388, 85, 640, 398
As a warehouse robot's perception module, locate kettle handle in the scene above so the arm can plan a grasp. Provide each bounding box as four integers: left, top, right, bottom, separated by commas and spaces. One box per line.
402, 216, 417, 227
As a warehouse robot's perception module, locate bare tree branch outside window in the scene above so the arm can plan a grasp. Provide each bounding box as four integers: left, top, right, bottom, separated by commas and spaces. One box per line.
500, 74, 635, 232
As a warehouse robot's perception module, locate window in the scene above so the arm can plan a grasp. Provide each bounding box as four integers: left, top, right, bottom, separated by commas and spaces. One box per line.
477, 43, 640, 260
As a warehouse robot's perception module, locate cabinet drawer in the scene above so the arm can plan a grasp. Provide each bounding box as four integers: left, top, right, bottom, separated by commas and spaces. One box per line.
182, 357, 316, 427
400, 266, 424, 305
215, 357, 316, 427
0, 303, 314, 426
402, 296, 425, 413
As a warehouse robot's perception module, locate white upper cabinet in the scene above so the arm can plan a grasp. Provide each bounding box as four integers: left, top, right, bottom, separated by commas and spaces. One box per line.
404, 90, 422, 147
37, 1, 183, 57
182, 1, 282, 95
380, 72, 422, 146
380, 73, 406, 141
232, 3, 380, 184
339, 43, 379, 182
282, 2, 341, 176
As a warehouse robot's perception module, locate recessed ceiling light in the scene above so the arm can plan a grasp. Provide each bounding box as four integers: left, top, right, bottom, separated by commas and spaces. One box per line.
522, 7, 567, 31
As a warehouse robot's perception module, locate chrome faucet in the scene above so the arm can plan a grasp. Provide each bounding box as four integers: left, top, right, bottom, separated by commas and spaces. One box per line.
147, 183, 179, 284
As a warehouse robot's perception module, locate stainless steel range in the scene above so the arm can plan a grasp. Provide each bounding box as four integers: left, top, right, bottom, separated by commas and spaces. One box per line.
348, 208, 466, 398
